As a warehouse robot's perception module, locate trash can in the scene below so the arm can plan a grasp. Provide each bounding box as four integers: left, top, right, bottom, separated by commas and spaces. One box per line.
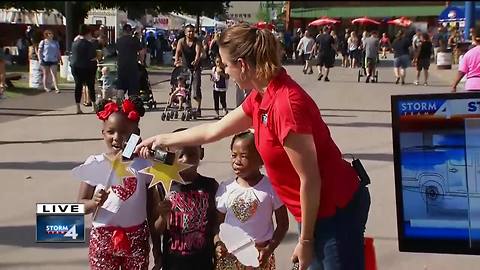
60, 55, 69, 79
29, 59, 48, 88
436, 49, 452, 70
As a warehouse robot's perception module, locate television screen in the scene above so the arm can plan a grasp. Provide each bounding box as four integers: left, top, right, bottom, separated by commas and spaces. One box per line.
392, 92, 480, 255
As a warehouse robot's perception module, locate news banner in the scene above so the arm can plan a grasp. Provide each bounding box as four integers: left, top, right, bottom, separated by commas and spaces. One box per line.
36, 203, 85, 243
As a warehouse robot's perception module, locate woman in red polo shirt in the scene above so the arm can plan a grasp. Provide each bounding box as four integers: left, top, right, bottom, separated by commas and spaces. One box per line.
136, 24, 370, 270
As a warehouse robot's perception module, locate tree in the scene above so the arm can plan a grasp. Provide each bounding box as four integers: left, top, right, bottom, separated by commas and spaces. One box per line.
1, 1, 229, 52
1, 1, 229, 41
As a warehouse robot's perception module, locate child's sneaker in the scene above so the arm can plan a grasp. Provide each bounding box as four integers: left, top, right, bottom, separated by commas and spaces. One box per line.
414, 80, 419, 86
223, 109, 228, 116
423, 82, 428, 86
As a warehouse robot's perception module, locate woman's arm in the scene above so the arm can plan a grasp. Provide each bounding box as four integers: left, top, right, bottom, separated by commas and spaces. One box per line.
451, 71, 466, 92
283, 132, 320, 269
135, 105, 252, 155
284, 132, 320, 241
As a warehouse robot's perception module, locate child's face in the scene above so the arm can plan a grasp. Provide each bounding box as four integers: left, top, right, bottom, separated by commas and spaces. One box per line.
231, 139, 262, 179
178, 80, 185, 87
102, 68, 109, 75
102, 113, 138, 155
177, 146, 202, 178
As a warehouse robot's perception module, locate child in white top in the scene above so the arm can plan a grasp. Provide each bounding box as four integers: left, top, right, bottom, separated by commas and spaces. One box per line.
77, 97, 160, 270
215, 130, 289, 270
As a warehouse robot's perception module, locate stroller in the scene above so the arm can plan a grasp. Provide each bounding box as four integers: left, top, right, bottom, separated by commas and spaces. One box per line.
161, 66, 195, 121
357, 49, 379, 83
138, 62, 157, 110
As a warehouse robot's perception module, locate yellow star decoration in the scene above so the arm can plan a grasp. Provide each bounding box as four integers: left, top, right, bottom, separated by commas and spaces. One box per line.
104, 152, 134, 185
143, 159, 190, 192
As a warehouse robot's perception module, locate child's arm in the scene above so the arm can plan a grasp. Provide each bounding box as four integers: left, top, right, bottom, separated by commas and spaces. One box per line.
147, 186, 162, 269
77, 182, 108, 215
258, 205, 289, 266
154, 200, 171, 233
213, 210, 227, 259
170, 88, 180, 96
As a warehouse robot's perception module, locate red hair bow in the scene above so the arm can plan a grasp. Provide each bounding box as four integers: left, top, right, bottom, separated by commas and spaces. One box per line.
122, 99, 140, 122
97, 101, 119, 121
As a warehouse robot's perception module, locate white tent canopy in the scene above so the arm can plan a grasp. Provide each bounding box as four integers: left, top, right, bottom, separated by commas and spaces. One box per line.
0, 8, 64, 25
167, 13, 226, 30
200, 16, 227, 28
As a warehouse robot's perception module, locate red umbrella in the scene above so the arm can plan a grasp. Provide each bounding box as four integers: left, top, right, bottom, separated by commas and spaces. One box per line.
351, 17, 381, 25
387, 17, 412, 27
253, 21, 275, 30
308, 17, 340, 27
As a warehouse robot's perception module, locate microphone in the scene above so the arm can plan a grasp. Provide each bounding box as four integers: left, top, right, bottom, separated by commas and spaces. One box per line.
122, 134, 175, 165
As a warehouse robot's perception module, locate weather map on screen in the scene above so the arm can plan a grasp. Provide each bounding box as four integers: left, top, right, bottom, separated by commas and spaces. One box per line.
392, 93, 480, 255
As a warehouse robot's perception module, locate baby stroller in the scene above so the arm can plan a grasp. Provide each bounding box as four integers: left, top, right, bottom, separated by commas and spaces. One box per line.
138, 62, 157, 110
357, 49, 379, 83
161, 66, 195, 121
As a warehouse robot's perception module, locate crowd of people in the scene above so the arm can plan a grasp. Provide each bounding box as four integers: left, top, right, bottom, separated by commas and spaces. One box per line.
284, 24, 480, 88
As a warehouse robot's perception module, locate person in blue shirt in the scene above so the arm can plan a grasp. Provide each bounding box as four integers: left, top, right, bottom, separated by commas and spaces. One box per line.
38, 29, 62, 93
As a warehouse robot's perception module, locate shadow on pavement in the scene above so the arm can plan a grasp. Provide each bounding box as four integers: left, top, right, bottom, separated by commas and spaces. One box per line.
0, 259, 87, 268
0, 112, 96, 117
0, 161, 82, 170
0, 138, 102, 145
0, 107, 57, 112
0, 224, 88, 249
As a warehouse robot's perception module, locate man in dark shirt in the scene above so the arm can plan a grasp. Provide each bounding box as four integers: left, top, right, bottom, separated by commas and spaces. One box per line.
314, 26, 336, 82
116, 24, 142, 97
392, 31, 412, 85
175, 25, 203, 116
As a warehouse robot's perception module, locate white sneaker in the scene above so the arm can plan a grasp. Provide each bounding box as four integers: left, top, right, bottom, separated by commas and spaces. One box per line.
414, 81, 419, 86
423, 82, 428, 86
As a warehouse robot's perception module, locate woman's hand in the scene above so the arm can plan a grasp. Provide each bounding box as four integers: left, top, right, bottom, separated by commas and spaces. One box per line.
451, 84, 457, 93
291, 241, 314, 270
135, 134, 169, 159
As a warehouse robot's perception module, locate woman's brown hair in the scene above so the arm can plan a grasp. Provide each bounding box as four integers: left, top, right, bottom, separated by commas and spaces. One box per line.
218, 23, 281, 82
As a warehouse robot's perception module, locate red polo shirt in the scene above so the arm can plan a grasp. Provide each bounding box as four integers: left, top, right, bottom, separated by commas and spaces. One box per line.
242, 68, 359, 222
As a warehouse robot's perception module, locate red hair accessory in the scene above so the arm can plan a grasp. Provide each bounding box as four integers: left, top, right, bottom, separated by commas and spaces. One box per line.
96, 99, 140, 122
122, 99, 140, 122
97, 101, 119, 121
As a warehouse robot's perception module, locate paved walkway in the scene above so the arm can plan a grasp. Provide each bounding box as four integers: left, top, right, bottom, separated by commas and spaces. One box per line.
0, 60, 478, 270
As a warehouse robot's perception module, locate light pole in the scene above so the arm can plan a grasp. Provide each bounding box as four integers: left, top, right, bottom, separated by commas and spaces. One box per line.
464, 1, 475, 41
65, 1, 74, 53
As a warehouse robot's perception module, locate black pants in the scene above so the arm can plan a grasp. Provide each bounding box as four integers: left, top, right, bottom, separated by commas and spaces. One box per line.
213, 90, 226, 112
72, 66, 95, 104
